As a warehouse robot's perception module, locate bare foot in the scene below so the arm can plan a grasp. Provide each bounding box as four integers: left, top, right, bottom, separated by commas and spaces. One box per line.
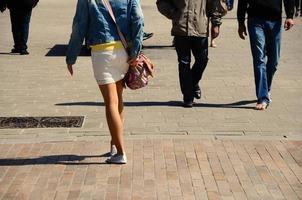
255, 102, 268, 110
210, 41, 217, 48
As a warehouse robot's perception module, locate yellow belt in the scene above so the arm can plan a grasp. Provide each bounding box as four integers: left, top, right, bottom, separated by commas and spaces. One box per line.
90, 41, 124, 52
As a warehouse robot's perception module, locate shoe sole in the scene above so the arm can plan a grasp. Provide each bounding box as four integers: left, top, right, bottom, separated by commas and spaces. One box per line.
105, 160, 127, 164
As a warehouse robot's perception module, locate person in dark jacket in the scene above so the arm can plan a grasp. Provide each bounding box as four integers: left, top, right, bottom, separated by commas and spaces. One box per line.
7, 0, 39, 55
237, 0, 295, 110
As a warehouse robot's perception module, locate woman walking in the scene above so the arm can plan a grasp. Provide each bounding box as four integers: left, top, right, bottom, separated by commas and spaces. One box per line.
66, 0, 144, 164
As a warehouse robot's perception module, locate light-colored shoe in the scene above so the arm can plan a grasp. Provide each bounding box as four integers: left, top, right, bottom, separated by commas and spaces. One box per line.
106, 154, 127, 164
110, 145, 117, 156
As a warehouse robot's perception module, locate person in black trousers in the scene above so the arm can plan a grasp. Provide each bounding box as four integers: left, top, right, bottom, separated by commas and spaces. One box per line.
295, 0, 302, 16
6, 0, 39, 55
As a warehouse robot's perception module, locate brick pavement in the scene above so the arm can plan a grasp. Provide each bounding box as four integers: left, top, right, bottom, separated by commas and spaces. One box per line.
0, 138, 301, 200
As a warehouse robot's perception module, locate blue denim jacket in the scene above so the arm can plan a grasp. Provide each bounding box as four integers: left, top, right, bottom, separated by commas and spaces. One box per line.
66, 0, 144, 65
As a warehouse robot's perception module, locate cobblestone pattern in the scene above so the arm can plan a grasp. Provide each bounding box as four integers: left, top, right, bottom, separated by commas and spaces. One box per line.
0, 138, 301, 200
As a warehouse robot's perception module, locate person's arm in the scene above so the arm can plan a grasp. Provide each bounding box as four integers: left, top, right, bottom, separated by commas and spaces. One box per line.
207, 0, 227, 41
156, 0, 177, 20
207, 0, 227, 27
33, 0, 39, 8
237, 0, 247, 26
237, 0, 248, 39
284, 0, 295, 19
129, 0, 144, 61
283, 0, 295, 30
66, 0, 89, 67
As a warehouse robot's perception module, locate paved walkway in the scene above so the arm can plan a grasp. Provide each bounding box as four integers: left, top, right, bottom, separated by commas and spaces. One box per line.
1, 138, 302, 200
0, 0, 302, 199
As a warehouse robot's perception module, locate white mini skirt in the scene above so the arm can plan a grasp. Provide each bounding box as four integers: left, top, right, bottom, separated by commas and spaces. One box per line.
91, 41, 128, 85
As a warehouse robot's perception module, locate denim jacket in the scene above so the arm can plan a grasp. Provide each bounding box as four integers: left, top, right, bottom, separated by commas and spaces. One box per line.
66, 0, 144, 65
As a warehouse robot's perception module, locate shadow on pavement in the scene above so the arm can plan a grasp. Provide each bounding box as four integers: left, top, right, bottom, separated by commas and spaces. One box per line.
55, 100, 257, 109
142, 45, 174, 49
0, 154, 110, 166
195, 100, 257, 109
0, 52, 16, 55
45, 44, 91, 56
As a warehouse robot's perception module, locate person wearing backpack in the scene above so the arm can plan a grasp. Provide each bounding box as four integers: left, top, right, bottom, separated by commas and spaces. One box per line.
7, 0, 39, 55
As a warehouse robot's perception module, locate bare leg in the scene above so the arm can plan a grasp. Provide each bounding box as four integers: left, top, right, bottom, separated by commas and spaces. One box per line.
99, 80, 125, 155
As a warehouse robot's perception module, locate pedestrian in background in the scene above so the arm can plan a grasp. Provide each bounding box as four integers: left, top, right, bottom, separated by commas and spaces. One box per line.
66, 0, 144, 164
210, 0, 228, 48
6, 0, 39, 55
237, 0, 295, 110
156, 0, 225, 107
226, 0, 234, 11
295, 0, 302, 16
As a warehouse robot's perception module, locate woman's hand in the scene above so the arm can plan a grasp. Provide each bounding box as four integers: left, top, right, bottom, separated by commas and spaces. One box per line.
128, 57, 139, 67
67, 64, 73, 76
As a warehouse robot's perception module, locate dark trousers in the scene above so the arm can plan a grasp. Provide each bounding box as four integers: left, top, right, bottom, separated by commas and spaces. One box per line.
174, 36, 208, 100
9, 8, 32, 51
295, 0, 302, 12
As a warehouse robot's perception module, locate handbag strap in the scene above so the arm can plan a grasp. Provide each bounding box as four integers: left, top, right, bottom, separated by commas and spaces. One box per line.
101, 0, 129, 53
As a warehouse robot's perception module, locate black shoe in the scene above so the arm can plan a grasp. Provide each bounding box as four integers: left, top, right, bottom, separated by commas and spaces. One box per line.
11, 48, 20, 53
143, 32, 154, 41
183, 96, 194, 108
183, 100, 193, 108
295, 11, 299, 17
20, 50, 29, 55
194, 89, 201, 99
193, 86, 201, 99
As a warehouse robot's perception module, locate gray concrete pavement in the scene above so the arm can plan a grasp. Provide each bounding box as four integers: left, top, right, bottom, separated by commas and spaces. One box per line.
0, 0, 301, 142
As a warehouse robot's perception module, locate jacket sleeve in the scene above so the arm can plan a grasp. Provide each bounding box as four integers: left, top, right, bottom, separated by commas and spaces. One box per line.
129, 0, 144, 59
156, 0, 177, 20
237, 0, 248, 26
0, 0, 7, 12
207, 0, 227, 27
66, 0, 89, 65
283, 0, 295, 19
33, 0, 39, 8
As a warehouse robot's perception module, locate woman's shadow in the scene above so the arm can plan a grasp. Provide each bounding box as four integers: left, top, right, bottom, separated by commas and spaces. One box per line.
0, 153, 112, 166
